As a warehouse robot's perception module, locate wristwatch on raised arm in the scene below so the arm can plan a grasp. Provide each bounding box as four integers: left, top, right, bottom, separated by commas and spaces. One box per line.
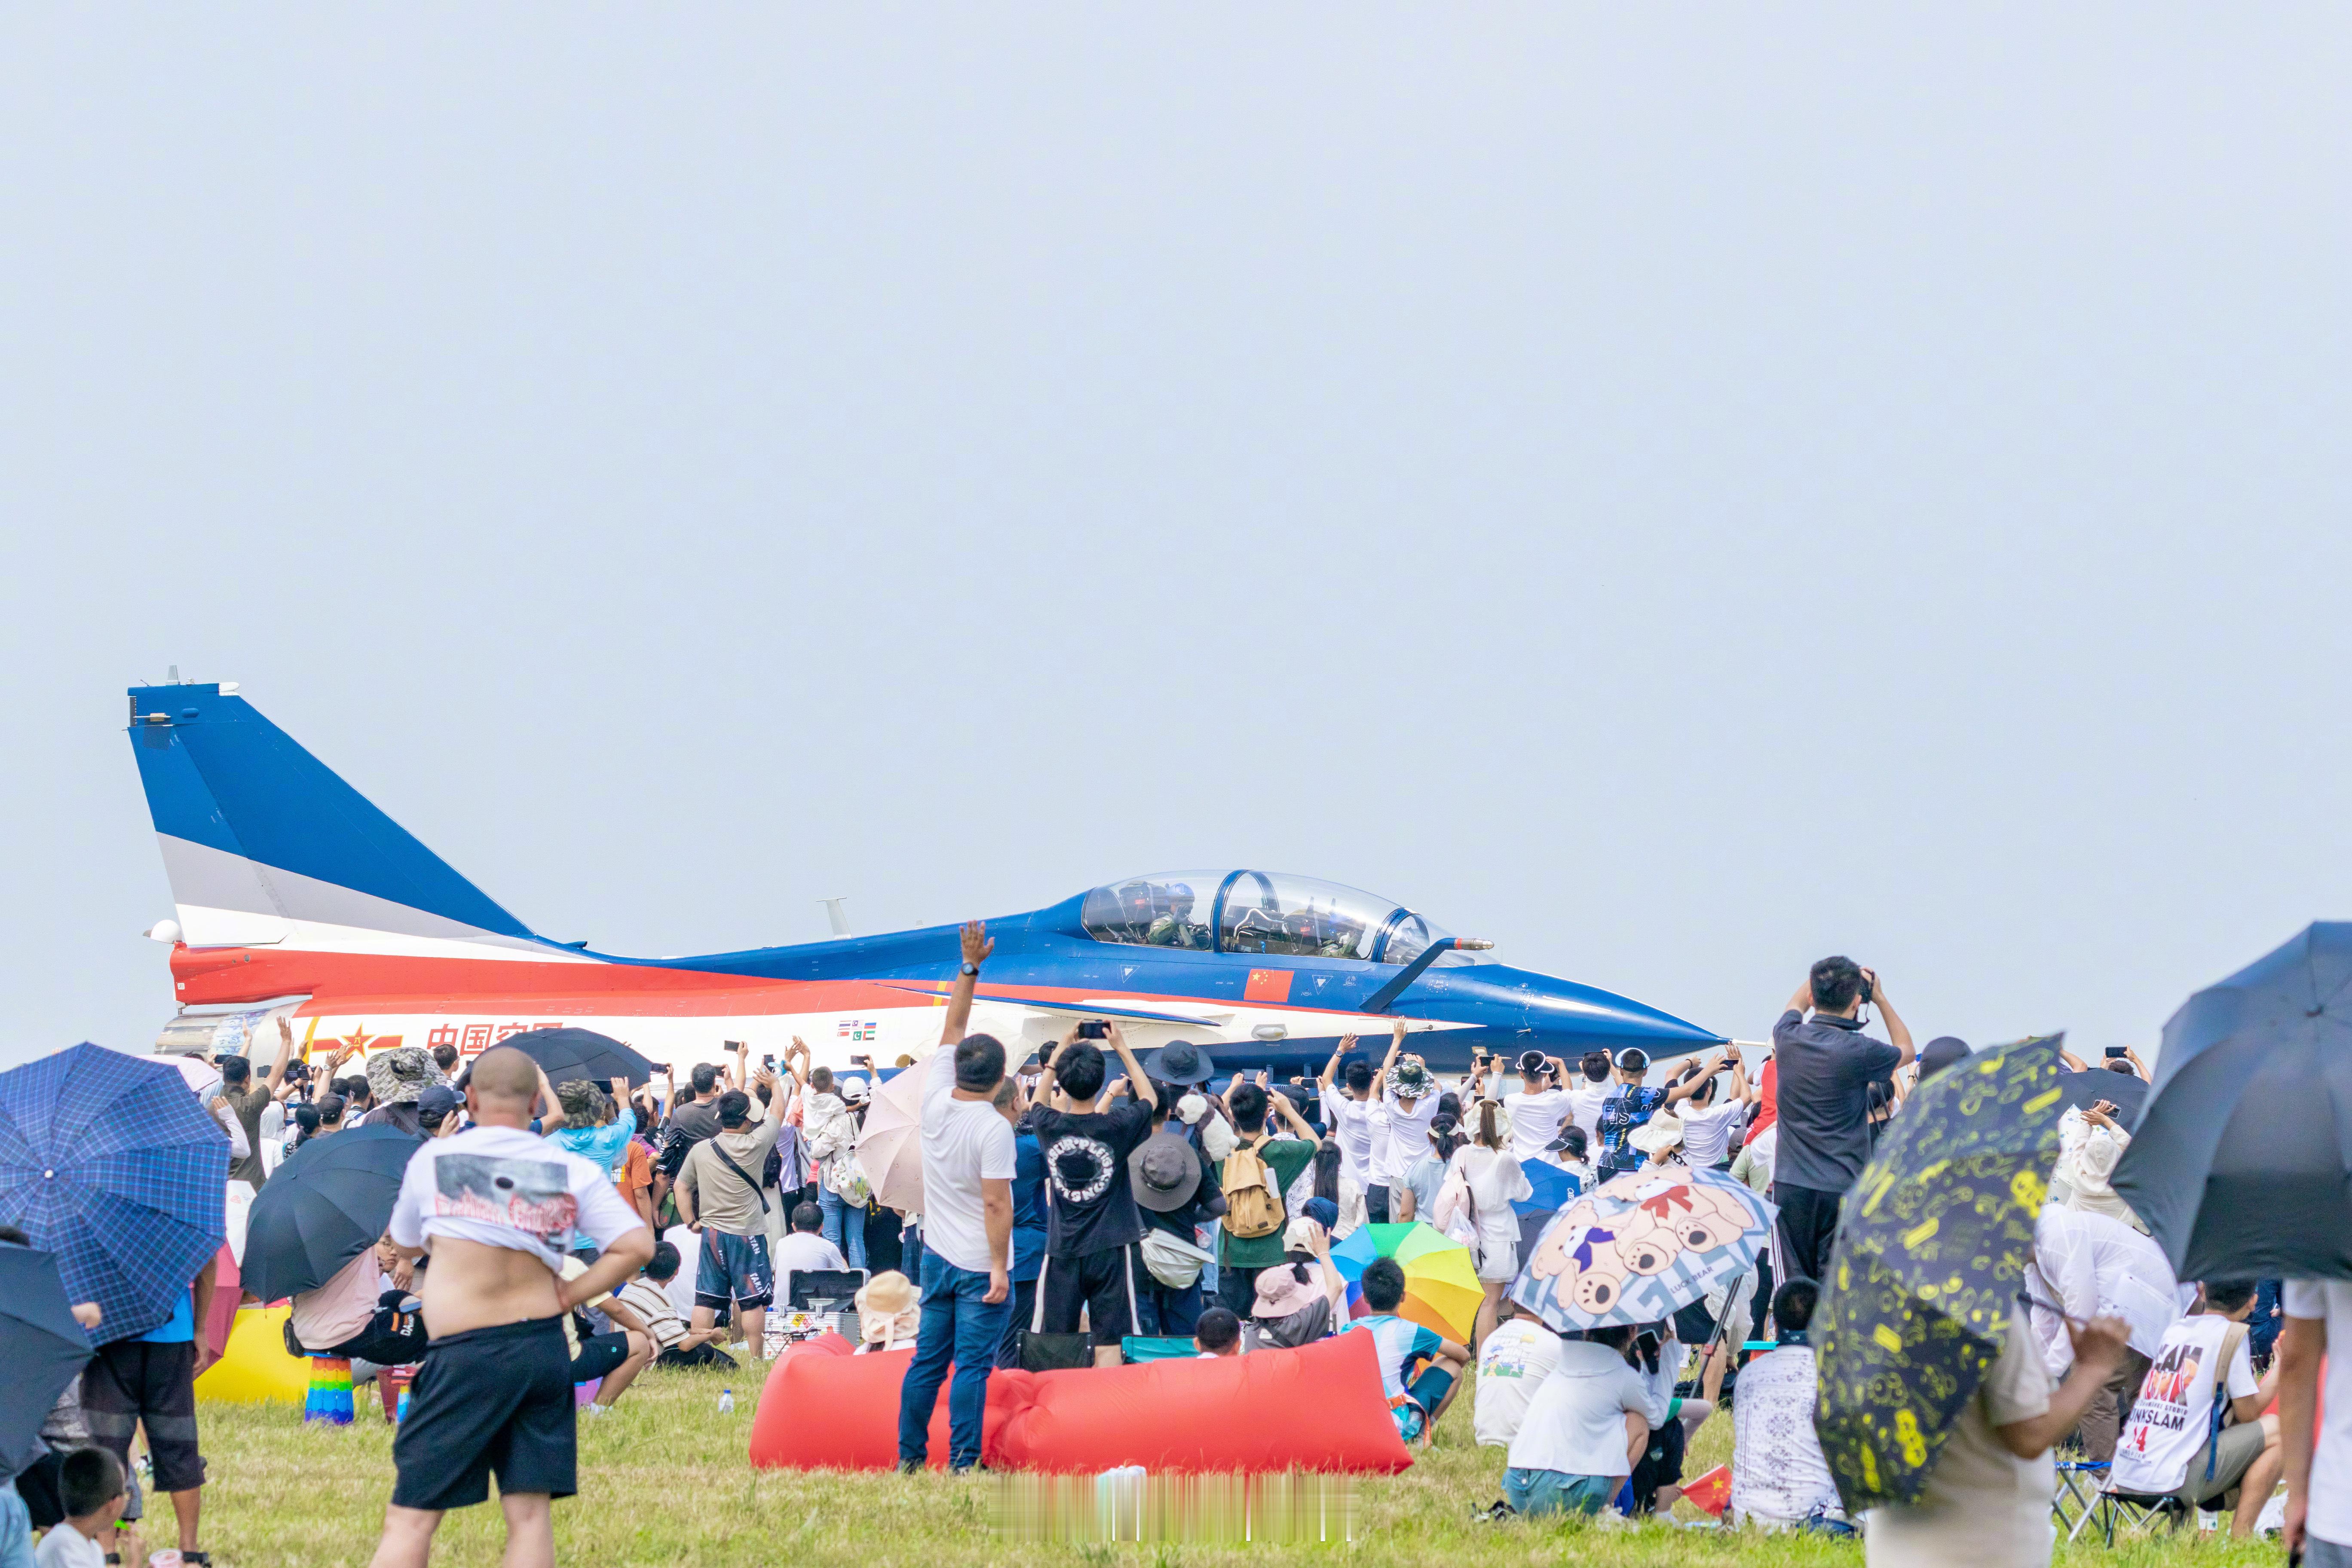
960, 961, 979, 977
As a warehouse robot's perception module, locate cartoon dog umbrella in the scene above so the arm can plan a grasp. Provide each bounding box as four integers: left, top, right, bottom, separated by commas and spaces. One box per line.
1811, 1035, 2070, 1511
1508, 1167, 1772, 1332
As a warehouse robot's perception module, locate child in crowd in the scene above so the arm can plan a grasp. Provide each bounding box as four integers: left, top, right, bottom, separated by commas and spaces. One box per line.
1194, 1308, 1244, 1358
617, 1242, 735, 1368
34, 1449, 126, 1568
1344, 1259, 1469, 1443
1542, 1124, 1595, 1194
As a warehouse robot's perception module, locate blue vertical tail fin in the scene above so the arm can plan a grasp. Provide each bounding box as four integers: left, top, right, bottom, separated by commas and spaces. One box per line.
126, 683, 545, 952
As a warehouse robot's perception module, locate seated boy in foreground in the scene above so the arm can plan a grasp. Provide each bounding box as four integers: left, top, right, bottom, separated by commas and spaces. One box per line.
619, 1240, 736, 1368
1343, 1257, 1467, 1443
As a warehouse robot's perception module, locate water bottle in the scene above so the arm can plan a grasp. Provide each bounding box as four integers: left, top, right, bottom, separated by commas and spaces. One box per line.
718, 1387, 735, 1414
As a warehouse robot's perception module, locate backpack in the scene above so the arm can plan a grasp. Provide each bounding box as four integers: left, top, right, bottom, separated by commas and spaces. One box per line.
655, 1127, 699, 1182
1220, 1136, 1286, 1240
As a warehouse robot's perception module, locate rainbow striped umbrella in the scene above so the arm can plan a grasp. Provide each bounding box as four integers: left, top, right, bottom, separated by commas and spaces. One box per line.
1327, 1222, 1484, 1341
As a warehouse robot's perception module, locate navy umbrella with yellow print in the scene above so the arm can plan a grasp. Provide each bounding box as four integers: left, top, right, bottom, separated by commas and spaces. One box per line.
1811, 1034, 2071, 1510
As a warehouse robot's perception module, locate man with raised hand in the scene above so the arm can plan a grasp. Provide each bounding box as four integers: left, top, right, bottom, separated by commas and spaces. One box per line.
368, 1046, 652, 1568
897, 921, 1018, 1475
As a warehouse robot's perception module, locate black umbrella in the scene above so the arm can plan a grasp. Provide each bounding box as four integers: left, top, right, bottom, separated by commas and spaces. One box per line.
0, 1243, 93, 1481
493, 1028, 654, 1088
2054, 1068, 2150, 1130
2113, 922, 2352, 1280
241, 1123, 420, 1303
1813, 1036, 2071, 1510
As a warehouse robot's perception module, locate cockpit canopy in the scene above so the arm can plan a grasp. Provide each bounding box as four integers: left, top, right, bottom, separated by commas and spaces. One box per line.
1078, 871, 1478, 967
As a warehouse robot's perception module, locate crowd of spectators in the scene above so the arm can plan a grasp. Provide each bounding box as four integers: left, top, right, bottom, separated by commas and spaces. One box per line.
9, 943, 2351, 1568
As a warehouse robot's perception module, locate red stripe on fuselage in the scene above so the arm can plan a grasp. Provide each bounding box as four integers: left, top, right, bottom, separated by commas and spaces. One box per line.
171, 946, 1383, 1022
172, 946, 796, 1008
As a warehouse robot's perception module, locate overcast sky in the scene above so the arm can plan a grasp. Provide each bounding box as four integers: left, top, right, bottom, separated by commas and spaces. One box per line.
4, 8, 2346, 1072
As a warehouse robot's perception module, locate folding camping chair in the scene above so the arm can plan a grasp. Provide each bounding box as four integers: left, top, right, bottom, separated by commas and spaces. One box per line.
2082, 1485, 2196, 1547
2051, 1459, 2110, 1542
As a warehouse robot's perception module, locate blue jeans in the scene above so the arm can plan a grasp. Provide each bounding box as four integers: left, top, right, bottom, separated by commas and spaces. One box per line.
897, 1252, 1010, 1470
1502, 1468, 1616, 1518
819, 1188, 868, 1269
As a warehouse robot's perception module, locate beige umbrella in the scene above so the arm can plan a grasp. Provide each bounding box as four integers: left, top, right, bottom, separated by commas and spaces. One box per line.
855, 1057, 929, 1213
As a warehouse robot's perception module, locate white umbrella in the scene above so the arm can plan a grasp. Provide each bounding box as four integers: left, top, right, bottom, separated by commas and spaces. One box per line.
856, 1057, 929, 1214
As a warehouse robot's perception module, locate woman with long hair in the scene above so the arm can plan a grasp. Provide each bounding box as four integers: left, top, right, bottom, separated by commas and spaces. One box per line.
1297, 1136, 1364, 1238
1448, 1098, 1533, 1348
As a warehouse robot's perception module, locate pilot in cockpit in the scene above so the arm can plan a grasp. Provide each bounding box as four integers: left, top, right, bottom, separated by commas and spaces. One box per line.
1318, 913, 1366, 960
1145, 882, 1209, 949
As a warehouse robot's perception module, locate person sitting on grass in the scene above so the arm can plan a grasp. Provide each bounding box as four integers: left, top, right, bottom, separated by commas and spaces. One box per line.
33, 1448, 128, 1568
770, 1202, 849, 1278
614, 1241, 735, 1369
1343, 1258, 1468, 1444
1729, 1279, 1841, 1530
1501, 1322, 1651, 1519
1194, 1307, 1245, 1358
2109, 1278, 2282, 1537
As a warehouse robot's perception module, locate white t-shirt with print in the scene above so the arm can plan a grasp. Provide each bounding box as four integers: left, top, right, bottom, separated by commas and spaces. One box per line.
1472, 1318, 1561, 1448
389, 1124, 646, 1271
1865, 1306, 2055, 1568
1503, 1087, 1569, 1162
2110, 1312, 2258, 1494
919, 1044, 1018, 1275
2285, 1278, 2352, 1548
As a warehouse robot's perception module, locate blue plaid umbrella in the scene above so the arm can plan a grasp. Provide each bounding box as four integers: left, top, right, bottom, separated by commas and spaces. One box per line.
1509, 1166, 1773, 1331
0, 1044, 229, 1344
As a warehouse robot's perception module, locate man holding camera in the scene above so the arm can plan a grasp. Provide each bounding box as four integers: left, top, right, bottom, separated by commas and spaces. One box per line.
1029, 1019, 1158, 1367
1770, 957, 1913, 1288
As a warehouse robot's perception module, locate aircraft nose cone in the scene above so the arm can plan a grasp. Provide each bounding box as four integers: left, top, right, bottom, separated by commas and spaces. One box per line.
1406, 963, 1723, 1057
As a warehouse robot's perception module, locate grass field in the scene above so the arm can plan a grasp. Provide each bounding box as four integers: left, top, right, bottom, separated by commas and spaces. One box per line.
179, 1364, 2279, 1568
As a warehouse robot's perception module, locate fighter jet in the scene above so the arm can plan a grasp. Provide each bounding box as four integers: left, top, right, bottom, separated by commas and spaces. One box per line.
126, 681, 1723, 1078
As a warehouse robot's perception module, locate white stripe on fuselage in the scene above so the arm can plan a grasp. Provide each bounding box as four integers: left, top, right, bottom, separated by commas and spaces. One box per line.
172, 903, 599, 962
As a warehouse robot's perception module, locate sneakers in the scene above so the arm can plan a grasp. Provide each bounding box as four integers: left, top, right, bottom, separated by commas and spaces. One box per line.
895, 1459, 924, 1475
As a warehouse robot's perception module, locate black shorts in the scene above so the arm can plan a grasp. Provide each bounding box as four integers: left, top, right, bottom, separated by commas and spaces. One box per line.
1629, 1411, 1687, 1513
1037, 1244, 1140, 1348
82, 1339, 205, 1493
655, 1341, 735, 1369
571, 1329, 631, 1384
392, 1315, 576, 1512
